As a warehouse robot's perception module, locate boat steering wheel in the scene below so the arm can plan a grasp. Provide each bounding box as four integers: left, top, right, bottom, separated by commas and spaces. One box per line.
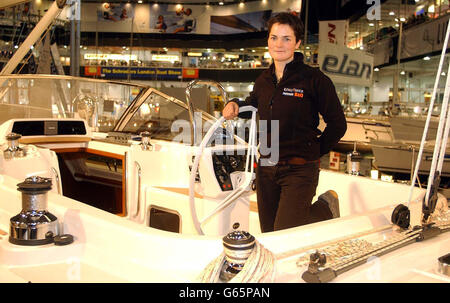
189, 106, 258, 235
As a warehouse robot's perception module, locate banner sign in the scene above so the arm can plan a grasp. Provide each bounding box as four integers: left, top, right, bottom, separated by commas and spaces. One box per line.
210, 10, 272, 34
367, 37, 396, 66
149, 4, 205, 34
401, 14, 450, 59
367, 14, 450, 66
97, 3, 135, 22
318, 43, 374, 86
83, 66, 183, 80
319, 20, 349, 47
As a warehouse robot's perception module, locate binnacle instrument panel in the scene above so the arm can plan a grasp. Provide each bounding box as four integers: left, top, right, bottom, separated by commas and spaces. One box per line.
212, 151, 251, 192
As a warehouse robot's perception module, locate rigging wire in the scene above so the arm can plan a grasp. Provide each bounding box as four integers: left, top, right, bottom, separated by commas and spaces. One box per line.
407, 23, 450, 208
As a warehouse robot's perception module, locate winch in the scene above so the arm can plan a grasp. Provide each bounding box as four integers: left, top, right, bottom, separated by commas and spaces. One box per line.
219, 230, 255, 282
3, 133, 26, 160
140, 131, 153, 151
346, 150, 363, 175
9, 176, 61, 246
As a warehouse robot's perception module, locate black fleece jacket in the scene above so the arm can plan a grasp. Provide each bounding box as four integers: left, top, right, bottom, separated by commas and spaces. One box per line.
232, 52, 347, 161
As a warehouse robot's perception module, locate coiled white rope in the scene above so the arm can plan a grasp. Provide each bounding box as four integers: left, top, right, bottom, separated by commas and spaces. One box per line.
197, 240, 276, 283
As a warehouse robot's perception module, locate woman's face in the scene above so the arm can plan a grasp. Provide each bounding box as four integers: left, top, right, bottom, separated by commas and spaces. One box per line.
268, 23, 300, 64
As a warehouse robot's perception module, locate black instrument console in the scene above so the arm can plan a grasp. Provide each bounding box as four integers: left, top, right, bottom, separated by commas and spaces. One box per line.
212, 151, 253, 191
11, 120, 87, 136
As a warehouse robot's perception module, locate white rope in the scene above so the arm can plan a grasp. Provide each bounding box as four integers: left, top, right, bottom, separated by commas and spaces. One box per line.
197, 240, 276, 283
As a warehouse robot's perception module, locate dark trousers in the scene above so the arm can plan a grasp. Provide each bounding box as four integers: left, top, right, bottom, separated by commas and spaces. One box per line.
256, 161, 332, 232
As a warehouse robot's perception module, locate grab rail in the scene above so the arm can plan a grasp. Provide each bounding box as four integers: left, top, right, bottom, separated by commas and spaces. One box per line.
185, 79, 230, 146
133, 161, 142, 218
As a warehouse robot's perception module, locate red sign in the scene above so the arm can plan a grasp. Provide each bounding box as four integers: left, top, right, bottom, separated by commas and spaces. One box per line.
182, 68, 199, 79
84, 66, 101, 76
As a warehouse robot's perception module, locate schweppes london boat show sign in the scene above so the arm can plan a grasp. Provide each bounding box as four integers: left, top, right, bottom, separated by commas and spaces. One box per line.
84, 66, 190, 80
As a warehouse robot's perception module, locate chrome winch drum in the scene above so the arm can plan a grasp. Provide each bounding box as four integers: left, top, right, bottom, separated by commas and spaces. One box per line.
3, 132, 25, 160
438, 253, 450, 277
9, 176, 59, 246
220, 230, 255, 281
347, 150, 363, 175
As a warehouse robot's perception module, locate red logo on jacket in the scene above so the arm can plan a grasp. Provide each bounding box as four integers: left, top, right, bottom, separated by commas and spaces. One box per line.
282, 88, 304, 99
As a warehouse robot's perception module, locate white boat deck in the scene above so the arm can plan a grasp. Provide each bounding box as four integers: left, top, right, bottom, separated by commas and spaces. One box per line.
0, 171, 449, 283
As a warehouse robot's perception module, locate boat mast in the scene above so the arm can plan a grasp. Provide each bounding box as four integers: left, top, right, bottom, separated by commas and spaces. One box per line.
0, 0, 67, 76
303, 0, 309, 47
69, 0, 80, 77
0, 0, 30, 9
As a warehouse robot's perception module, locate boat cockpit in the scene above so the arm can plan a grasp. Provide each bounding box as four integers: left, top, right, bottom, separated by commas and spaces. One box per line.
0, 75, 449, 283
0, 75, 258, 236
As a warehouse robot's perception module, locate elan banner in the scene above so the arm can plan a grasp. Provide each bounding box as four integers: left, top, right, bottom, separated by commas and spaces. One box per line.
318, 20, 349, 47
318, 43, 374, 87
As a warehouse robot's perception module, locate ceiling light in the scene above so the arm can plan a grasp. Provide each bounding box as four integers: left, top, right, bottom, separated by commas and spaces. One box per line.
374, 67, 379, 71
369, 23, 374, 26
138, 0, 143, 3
400, 17, 406, 22
219, 1, 224, 5
389, 11, 395, 16
423, 56, 431, 60
400, 70, 405, 75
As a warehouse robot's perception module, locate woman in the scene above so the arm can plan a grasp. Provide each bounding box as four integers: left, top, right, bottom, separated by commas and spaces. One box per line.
222, 13, 347, 232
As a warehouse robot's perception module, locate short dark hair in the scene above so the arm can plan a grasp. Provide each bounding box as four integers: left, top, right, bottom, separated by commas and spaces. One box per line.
267, 12, 304, 42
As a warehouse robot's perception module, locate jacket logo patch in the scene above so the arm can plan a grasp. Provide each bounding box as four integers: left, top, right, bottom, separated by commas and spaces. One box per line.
282, 88, 304, 99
